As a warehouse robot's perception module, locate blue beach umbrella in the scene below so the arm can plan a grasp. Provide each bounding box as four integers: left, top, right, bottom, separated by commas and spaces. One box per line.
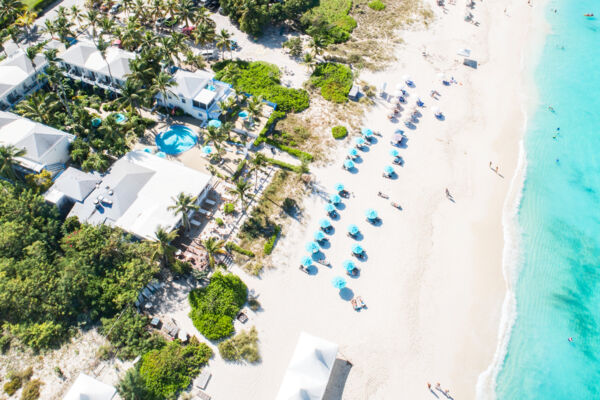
384, 165, 394, 175
314, 231, 325, 241
334, 183, 345, 192
344, 159, 355, 169
361, 128, 373, 137
330, 194, 342, 204
301, 256, 313, 267
156, 151, 166, 158
305, 241, 320, 253
348, 148, 358, 157
354, 137, 365, 145
389, 149, 399, 157
331, 276, 347, 289
343, 260, 356, 272
347, 224, 359, 235
208, 119, 222, 128
325, 203, 335, 213
319, 218, 332, 229
352, 244, 364, 254
365, 209, 378, 220
202, 146, 213, 155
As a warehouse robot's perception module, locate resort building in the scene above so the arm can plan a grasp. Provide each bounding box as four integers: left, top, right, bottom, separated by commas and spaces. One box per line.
63, 373, 116, 400
157, 69, 234, 121
0, 50, 47, 110
66, 150, 212, 240
44, 167, 100, 213
59, 41, 135, 93
0, 111, 74, 174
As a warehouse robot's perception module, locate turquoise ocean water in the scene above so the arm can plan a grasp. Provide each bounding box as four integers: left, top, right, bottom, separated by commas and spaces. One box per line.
496, 1, 600, 399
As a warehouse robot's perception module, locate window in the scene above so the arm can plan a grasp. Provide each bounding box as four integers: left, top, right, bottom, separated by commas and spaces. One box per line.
181, 99, 186, 104
193, 100, 200, 108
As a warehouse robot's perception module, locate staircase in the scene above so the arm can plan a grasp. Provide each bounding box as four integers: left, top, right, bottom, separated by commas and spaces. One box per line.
44, 163, 66, 177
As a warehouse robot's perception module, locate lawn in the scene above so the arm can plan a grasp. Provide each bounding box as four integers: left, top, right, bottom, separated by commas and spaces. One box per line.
212, 60, 309, 113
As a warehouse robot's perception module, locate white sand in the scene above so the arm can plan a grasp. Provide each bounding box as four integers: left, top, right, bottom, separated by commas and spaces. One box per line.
199, 0, 543, 398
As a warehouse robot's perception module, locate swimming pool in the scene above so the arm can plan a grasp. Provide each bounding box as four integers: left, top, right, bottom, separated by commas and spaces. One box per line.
113, 113, 127, 123
155, 125, 198, 155
238, 111, 248, 119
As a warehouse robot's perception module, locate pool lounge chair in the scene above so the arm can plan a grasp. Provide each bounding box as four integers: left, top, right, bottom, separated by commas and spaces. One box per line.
356, 296, 366, 308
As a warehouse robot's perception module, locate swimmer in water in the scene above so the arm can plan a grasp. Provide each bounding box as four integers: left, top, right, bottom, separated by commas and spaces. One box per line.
568, 337, 573, 342
549, 106, 555, 113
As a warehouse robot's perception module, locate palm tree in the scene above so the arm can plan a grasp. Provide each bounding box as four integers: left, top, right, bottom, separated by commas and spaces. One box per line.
114, 79, 147, 114
15, 92, 58, 124
309, 37, 326, 57
201, 236, 227, 269
168, 192, 199, 231
99, 16, 116, 38
117, 368, 150, 400
177, 0, 197, 27
69, 5, 84, 31
95, 37, 115, 86
245, 95, 263, 125
84, 9, 100, 40
0, 0, 23, 25
152, 226, 178, 267
249, 153, 266, 191
204, 125, 224, 157
150, 71, 176, 107
121, 0, 134, 17
14, 10, 37, 42
0, 145, 25, 182
164, 0, 178, 20
219, 121, 233, 141
193, 6, 212, 26
215, 29, 232, 60
302, 52, 316, 72
81, 152, 110, 172
191, 21, 215, 47
24, 45, 41, 85
184, 50, 206, 71
230, 178, 252, 210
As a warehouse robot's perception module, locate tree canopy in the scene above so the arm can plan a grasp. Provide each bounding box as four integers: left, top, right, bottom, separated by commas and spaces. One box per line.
0, 182, 157, 349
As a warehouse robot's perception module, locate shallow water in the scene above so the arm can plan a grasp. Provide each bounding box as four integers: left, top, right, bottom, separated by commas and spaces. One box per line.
496, 1, 600, 398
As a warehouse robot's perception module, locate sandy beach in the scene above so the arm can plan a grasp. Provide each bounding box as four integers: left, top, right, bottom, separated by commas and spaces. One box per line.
193, 0, 542, 398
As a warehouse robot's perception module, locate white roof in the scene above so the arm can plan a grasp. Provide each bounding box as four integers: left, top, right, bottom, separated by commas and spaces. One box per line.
0, 111, 73, 169
172, 69, 212, 98
276, 332, 339, 400
49, 167, 100, 202
63, 373, 116, 400
61, 41, 135, 80
68, 150, 212, 240
0, 50, 46, 98
194, 88, 217, 106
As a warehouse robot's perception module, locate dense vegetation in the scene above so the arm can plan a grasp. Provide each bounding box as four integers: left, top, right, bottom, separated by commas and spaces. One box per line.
213, 60, 309, 112
218, 326, 260, 363
332, 125, 348, 139
100, 308, 166, 360
188, 272, 248, 340
308, 63, 354, 103
368, 0, 386, 10
301, 0, 356, 44
0, 182, 157, 349
139, 338, 213, 399
218, 0, 314, 36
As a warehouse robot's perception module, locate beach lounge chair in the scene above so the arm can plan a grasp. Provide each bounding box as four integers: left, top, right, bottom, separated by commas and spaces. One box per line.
340, 189, 350, 198
237, 312, 248, 323
299, 265, 309, 274
356, 296, 366, 308
351, 298, 359, 311
391, 202, 402, 210
393, 157, 403, 166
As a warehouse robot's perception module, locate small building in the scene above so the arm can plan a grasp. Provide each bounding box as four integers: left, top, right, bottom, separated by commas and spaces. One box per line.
276, 332, 339, 400
67, 150, 212, 240
44, 167, 100, 213
348, 83, 360, 101
59, 41, 135, 93
157, 69, 234, 122
0, 50, 47, 110
63, 373, 116, 400
0, 111, 74, 175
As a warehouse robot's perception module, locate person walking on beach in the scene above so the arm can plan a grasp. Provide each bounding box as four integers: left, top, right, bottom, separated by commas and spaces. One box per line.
445, 188, 451, 197
427, 382, 432, 389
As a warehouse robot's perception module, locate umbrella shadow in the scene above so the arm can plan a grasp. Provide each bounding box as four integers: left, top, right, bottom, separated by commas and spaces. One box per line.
354, 253, 368, 262
339, 287, 354, 301
359, 146, 370, 153
368, 137, 379, 145
346, 167, 359, 174
335, 202, 346, 211
330, 212, 341, 221
307, 265, 319, 275
353, 156, 364, 164
436, 114, 446, 121
318, 240, 331, 250
404, 121, 417, 130
350, 232, 364, 241
367, 218, 383, 227
347, 270, 361, 279
326, 226, 336, 235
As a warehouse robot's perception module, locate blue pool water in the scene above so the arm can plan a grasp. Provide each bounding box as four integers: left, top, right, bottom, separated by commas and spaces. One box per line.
496, 1, 600, 399
239, 111, 248, 119
155, 125, 198, 155
113, 113, 127, 123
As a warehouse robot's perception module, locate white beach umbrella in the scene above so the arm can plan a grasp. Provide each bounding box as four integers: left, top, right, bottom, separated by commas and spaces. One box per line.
437, 72, 445, 81
395, 83, 403, 91
393, 89, 403, 97
432, 106, 441, 115
402, 75, 413, 83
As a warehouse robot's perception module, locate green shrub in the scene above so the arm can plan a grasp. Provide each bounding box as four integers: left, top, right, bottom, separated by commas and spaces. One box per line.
218, 326, 260, 363
223, 203, 235, 215
242, 263, 263, 276
188, 272, 248, 340
309, 63, 354, 103
100, 308, 166, 360
171, 259, 192, 276
0, 332, 11, 354
20, 379, 42, 400
117, 368, 153, 400
263, 225, 281, 255
4, 377, 22, 396
265, 157, 304, 173
332, 125, 348, 139
213, 61, 309, 112
226, 242, 255, 257
264, 138, 314, 161
253, 110, 286, 146
368, 0, 386, 10
283, 38, 303, 57
215, 218, 224, 227
302, 0, 356, 44
139, 338, 212, 399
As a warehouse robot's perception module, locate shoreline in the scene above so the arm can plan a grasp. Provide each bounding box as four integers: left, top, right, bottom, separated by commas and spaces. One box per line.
476, 0, 551, 398
204, 0, 543, 398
